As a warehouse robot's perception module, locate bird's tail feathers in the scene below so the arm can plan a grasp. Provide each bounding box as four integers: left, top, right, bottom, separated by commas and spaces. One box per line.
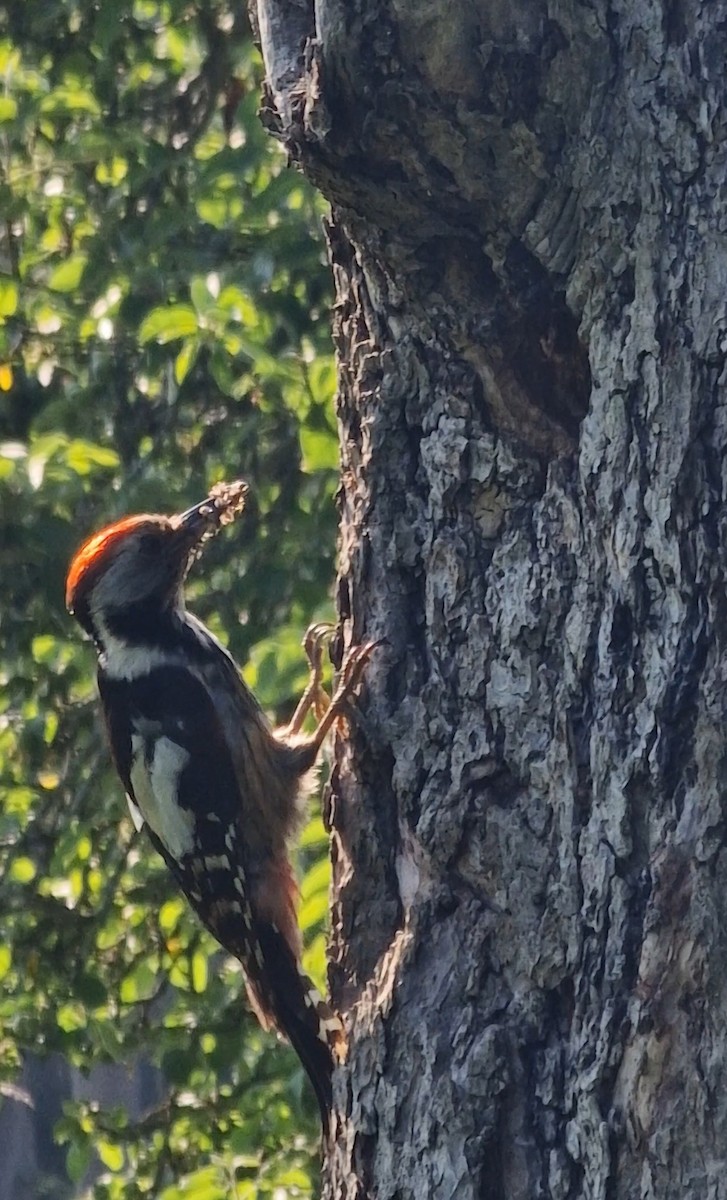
253, 921, 345, 1134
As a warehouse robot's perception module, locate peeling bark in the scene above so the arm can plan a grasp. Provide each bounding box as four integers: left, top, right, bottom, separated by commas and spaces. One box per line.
254, 2, 727, 1197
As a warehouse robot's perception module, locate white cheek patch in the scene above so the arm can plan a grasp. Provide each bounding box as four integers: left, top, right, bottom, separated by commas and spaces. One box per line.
129, 734, 195, 860
100, 625, 176, 680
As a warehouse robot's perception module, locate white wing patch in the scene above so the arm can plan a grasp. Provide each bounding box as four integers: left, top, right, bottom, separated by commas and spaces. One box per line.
126, 793, 145, 833
129, 733, 195, 859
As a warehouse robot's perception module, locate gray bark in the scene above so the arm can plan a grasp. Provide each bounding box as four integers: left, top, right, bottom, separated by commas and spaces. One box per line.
254, 2, 727, 1198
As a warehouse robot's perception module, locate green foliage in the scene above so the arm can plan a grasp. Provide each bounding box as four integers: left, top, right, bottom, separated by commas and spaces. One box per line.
0, 2, 338, 1195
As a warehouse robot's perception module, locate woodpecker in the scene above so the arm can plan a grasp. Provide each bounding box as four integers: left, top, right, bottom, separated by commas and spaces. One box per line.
65, 481, 374, 1130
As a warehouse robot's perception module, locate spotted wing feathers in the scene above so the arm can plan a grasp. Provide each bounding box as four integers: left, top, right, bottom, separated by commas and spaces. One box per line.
98, 663, 341, 1126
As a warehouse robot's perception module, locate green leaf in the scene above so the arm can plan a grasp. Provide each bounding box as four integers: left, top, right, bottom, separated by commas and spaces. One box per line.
89, 1018, 122, 1059
174, 339, 198, 384
190, 276, 213, 312
191, 950, 208, 993
160, 1166, 227, 1200
159, 897, 185, 933
95, 157, 128, 186
41, 85, 101, 117
0, 96, 18, 122
0, 945, 12, 981
31, 634, 57, 663
217, 285, 259, 327
277, 1166, 315, 1189
119, 961, 157, 1004
0, 277, 18, 317
98, 1140, 125, 1171
57, 1003, 87, 1032
298, 890, 329, 932
9, 856, 36, 884
65, 439, 120, 475
300, 426, 339, 472
140, 305, 199, 344
48, 255, 88, 293
299, 814, 327, 849
302, 932, 327, 989
66, 1141, 92, 1185
300, 856, 331, 901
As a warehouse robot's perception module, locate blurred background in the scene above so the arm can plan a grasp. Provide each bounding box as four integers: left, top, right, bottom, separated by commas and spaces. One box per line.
0, 2, 340, 1196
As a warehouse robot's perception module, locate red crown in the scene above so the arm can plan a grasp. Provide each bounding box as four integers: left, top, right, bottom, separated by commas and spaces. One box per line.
65, 515, 151, 611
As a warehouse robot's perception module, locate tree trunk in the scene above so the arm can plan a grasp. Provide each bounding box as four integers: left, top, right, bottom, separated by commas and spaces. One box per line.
253, 2, 727, 1197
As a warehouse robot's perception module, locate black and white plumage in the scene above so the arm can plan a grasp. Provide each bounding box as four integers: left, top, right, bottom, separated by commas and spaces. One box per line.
65, 482, 368, 1130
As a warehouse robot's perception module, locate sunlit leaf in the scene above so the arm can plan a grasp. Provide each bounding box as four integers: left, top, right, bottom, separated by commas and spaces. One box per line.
57, 1003, 87, 1032
160, 1166, 227, 1200
299, 815, 327, 849
298, 891, 329, 932
300, 857, 331, 901
48, 255, 88, 293
299, 425, 339, 472
95, 157, 128, 186
41, 84, 101, 116
37, 770, 60, 790
0, 96, 18, 121
119, 961, 157, 1004
65, 439, 120, 475
9, 856, 36, 884
140, 305, 199, 344
98, 1140, 125, 1171
191, 950, 208, 994
0, 946, 12, 981
174, 339, 198, 384
159, 897, 185, 933
0, 278, 18, 317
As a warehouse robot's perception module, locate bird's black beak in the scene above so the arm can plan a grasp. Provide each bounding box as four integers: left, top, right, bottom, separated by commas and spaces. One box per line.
173, 480, 249, 549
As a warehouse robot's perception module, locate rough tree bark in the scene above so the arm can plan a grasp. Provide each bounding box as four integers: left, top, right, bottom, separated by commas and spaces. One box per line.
253, 3, 727, 1197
